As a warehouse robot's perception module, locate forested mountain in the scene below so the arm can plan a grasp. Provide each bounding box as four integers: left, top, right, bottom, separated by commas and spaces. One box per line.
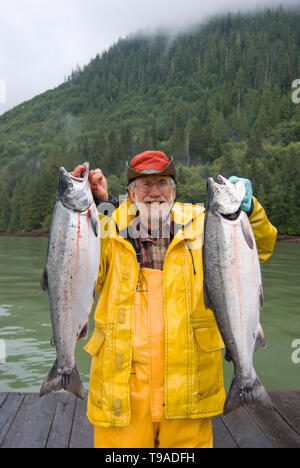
0, 7, 300, 234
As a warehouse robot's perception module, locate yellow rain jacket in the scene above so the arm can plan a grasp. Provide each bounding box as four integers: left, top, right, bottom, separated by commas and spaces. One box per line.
85, 197, 277, 428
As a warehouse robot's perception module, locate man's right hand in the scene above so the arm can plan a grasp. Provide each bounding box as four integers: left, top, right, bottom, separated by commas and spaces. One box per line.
89, 169, 108, 201
72, 166, 109, 201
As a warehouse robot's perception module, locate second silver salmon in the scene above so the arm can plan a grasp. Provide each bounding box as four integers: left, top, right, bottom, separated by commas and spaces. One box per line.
203, 175, 273, 415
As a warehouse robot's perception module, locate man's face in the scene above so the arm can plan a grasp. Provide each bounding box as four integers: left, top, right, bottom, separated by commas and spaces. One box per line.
128, 175, 176, 228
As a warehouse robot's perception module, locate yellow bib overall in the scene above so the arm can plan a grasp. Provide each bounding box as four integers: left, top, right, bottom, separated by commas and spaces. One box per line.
94, 268, 213, 448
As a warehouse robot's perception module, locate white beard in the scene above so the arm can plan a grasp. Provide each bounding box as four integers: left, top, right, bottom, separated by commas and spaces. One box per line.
134, 195, 174, 238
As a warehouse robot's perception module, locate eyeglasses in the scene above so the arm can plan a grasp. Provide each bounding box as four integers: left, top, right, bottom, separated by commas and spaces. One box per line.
134, 179, 173, 194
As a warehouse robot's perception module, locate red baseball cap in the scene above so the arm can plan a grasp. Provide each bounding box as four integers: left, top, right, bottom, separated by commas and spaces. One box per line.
126, 151, 176, 181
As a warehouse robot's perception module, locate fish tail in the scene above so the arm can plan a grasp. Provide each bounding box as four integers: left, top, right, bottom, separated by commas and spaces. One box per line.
223, 375, 273, 415
39, 360, 84, 400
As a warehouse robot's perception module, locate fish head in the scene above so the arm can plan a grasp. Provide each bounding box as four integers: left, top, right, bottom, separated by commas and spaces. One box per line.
58, 162, 93, 211
206, 175, 246, 215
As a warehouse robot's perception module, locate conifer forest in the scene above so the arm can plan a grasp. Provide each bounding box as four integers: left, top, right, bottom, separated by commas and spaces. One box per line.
0, 8, 299, 234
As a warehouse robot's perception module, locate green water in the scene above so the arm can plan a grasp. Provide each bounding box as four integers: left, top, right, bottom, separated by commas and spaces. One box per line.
0, 237, 299, 393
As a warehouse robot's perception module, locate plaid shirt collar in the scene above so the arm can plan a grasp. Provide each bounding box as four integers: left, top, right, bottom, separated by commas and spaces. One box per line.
136, 217, 173, 240
128, 215, 174, 270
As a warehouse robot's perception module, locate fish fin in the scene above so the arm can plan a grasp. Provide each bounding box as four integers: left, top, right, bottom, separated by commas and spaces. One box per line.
40, 268, 48, 292
89, 208, 99, 237
225, 348, 233, 362
50, 336, 56, 347
235, 180, 246, 204
241, 215, 254, 250
40, 360, 63, 396
39, 360, 84, 400
63, 366, 85, 399
223, 375, 273, 415
78, 322, 89, 341
254, 324, 266, 352
93, 281, 97, 302
259, 284, 264, 309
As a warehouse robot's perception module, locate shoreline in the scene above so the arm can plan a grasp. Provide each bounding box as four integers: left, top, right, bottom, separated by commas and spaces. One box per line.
0, 231, 300, 243
0, 229, 49, 238
276, 234, 300, 243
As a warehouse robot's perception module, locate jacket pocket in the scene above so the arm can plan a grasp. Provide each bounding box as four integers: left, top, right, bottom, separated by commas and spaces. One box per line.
84, 327, 105, 356
193, 322, 224, 352
193, 322, 224, 401
84, 327, 106, 409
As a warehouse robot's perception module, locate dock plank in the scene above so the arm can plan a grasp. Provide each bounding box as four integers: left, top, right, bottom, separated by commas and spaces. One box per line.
69, 395, 93, 449
245, 392, 300, 448
46, 393, 77, 449
269, 391, 300, 435
212, 416, 238, 448
0, 393, 25, 447
0, 391, 299, 448
0, 393, 8, 407
221, 407, 275, 448
1, 393, 57, 448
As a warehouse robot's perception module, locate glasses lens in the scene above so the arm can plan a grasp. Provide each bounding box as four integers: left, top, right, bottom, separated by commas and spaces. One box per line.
137, 179, 171, 193
158, 180, 169, 191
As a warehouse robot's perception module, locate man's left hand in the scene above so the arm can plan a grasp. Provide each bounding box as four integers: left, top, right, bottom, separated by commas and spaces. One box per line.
229, 176, 253, 212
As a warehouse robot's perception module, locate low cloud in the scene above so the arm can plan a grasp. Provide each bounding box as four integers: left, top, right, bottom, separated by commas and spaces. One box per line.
0, 0, 299, 115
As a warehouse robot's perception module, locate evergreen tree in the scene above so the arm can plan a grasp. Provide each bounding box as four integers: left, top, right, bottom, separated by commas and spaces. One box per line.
0, 8, 299, 233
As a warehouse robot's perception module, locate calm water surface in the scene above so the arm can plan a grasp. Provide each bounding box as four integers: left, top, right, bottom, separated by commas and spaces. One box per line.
0, 236, 299, 392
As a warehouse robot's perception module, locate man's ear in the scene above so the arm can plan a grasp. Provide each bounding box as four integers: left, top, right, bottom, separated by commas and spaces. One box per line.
172, 186, 176, 202
128, 186, 136, 203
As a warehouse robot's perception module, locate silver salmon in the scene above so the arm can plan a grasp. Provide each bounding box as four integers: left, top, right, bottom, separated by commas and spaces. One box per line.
203, 175, 273, 415
40, 163, 100, 399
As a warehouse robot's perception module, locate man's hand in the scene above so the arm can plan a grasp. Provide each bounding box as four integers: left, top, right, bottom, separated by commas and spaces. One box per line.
89, 169, 108, 201
71, 166, 108, 201
229, 176, 253, 213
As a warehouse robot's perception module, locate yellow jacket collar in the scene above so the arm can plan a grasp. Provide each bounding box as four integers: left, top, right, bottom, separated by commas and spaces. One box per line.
112, 198, 204, 242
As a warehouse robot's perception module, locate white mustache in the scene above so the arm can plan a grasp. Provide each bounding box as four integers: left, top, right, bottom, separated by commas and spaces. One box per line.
143, 197, 168, 203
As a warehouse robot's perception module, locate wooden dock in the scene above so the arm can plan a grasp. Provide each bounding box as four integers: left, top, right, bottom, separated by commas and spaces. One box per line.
0, 391, 299, 448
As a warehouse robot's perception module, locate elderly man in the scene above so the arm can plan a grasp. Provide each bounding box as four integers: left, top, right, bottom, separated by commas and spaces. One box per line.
73, 151, 277, 448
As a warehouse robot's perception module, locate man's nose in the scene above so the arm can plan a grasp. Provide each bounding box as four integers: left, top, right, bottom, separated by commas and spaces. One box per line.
149, 183, 161, 197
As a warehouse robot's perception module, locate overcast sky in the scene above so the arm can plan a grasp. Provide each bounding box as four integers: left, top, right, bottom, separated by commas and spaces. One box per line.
0, 0, 299, 115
